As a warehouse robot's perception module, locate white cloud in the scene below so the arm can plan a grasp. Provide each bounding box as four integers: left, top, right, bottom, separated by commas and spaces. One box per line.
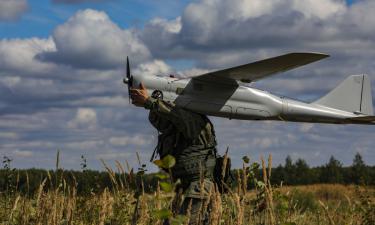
96, 152, 132, 160
65, 140, 104, 150
177, 68, 211, 78
225, 0, 279, 20
0, 132, 18, 139
149, 17, 182, 33
180, 0, 345, 44
140, 0, 374, 70
109, 135, 151, 147
252, 137, 277, 149
291, 0, 345, 19
68, 108, 97, 130
0, 38, 55, 76
344, 1, 375, 35
13, 149, 33, 157
211, 0, 344, 21
0, 76, 21, 87
0, 0, 28, 21
70, 96, 125, 107
300, 123, 314, 133
2, 140, 55, 149
134, 60, 172, 76
38, 9, 151, 69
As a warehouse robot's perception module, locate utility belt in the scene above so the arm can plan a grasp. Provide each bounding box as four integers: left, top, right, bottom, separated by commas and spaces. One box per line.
172, 146, 217, 181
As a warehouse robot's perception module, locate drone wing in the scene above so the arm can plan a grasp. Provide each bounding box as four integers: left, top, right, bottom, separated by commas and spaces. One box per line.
192, 52, 329, 85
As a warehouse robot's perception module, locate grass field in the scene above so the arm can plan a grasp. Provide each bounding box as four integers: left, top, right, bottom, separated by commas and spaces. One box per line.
1, 155, 374, 225
1, 184, 374, 225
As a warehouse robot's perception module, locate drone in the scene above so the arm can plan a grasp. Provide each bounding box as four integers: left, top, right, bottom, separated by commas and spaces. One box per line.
124, 53, 375, 125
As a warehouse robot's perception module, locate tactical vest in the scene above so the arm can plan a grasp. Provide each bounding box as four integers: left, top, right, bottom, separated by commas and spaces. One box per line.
149, 110, 217, 182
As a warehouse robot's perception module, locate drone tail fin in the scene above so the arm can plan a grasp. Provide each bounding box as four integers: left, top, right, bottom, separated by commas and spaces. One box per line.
314, 74, 373, 115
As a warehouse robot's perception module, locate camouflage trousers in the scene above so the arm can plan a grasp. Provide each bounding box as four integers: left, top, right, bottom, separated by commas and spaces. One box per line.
165, 178, 215, 225
179, 197, 211, 225
165, 149, 217, 224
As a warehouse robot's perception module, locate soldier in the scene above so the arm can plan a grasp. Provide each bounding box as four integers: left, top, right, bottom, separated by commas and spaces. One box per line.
130, 83, 217, 225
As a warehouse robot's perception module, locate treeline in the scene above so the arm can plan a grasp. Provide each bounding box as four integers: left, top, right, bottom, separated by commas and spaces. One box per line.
1, 153, 374, 196
269, 153, 375, 186
0, 167, 160, 196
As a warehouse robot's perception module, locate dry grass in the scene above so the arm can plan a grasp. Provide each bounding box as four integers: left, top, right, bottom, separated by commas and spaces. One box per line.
1, 155, 374, 225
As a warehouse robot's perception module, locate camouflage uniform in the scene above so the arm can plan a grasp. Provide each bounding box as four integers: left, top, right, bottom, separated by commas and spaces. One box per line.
144, 97, 217, 225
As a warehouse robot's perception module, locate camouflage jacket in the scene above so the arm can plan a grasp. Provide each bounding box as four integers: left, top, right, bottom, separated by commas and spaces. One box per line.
144, 97, 217, 179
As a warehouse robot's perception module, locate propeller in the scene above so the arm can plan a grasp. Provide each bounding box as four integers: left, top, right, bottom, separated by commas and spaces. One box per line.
123, 56, 133, 103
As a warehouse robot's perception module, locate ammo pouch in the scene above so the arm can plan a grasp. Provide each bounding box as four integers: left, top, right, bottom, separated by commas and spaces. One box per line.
214, 155, 232, 193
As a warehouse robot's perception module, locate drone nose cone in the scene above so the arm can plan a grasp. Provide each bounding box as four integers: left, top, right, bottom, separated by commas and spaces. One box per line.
123, 78, 129, 84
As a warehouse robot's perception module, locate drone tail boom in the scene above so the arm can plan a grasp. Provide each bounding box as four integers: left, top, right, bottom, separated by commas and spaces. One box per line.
346, 116, 375, 124
314, 74, 374, 115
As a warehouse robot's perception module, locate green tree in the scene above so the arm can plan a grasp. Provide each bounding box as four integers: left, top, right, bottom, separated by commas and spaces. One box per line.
271, 164, 284, 185
320, 156, 343, 184
370, 166, 375, 185
294, 158, 313, 184
283, 155, 296, 185
350, 152, 369, 185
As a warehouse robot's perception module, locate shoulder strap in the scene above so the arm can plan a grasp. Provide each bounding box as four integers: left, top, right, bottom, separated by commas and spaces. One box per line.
201, 114, 216, 136
200, 114, 218, 155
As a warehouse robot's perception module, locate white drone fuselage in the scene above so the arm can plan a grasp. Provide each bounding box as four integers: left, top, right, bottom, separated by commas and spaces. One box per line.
133, 74, 374, 125
126, 53, 375, 125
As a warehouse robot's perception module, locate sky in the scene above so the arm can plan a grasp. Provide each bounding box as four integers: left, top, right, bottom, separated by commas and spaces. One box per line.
0, 0, 374, 171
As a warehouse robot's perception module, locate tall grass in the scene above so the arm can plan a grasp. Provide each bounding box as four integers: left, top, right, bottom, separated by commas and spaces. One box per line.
0, 153, 374, 225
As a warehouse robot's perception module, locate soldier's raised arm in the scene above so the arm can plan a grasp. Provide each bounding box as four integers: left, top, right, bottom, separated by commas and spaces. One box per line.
130, 83, 204, 139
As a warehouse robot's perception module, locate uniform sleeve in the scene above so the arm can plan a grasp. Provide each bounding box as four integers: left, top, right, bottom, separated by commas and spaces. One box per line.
144, 97, 205, 139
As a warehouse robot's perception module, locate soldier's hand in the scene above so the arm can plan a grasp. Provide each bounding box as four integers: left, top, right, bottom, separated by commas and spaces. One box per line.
130, 83, 149, 107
